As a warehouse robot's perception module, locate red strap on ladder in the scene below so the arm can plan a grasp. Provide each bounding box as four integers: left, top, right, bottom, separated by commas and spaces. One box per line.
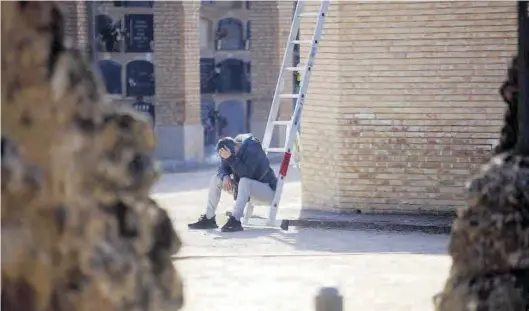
279, 152, 292, 177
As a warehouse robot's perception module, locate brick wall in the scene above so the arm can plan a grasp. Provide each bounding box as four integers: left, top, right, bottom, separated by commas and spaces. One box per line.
299, 1, 517, 213
154, 1, 203, 161
249, 1, 281, 142
154, 1, 185, 125
298, 1, 345, 209
249, 1, 295, 146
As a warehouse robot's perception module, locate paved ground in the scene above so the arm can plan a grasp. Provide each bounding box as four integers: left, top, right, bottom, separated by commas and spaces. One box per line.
152, 165, 451, 311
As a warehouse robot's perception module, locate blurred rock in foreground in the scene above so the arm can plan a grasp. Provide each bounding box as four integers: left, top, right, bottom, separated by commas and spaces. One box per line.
1, 2, 183, 311
434, 56, 529, 311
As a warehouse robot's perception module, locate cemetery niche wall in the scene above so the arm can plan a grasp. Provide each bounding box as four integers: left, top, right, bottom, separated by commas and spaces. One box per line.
114, 1, 154, 8
126, 60, 155, 97
216, 59, 247, 94
216, 18, 244, 50
97, 60, 123, 95
219, 100, 245, 137
124, 14, 154, 53
95, 14, 122, 52
200, 58, 216, 94
92, 2, 154, 98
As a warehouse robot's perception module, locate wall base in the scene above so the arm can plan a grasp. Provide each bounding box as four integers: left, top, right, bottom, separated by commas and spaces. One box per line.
154, 123, 204, 162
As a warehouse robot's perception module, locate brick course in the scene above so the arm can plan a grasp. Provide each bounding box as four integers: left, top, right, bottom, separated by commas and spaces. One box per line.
299, 1, 517, 213
245, 1, 294, 146
60, 1, 89, 54
154, 1, 202, 125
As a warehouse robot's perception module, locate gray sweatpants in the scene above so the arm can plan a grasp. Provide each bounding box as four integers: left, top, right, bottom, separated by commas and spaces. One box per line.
205, 175, 275, 220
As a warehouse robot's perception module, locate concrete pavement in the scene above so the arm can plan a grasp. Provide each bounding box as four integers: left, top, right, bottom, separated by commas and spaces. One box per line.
152, 166, 452, 311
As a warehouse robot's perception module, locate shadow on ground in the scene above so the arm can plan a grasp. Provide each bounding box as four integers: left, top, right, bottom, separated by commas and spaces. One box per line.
156, 166, 449, 257
152, 164, 300, 194
182, 223, 449, 256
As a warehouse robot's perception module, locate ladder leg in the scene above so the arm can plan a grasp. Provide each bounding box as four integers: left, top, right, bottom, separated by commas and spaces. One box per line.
261, 1, 306, 150
259, 0, 330, 227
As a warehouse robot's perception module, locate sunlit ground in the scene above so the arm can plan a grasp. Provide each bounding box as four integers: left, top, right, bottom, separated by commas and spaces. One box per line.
152, 166, 451, 311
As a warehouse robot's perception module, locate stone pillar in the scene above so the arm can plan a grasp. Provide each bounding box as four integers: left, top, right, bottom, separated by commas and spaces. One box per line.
153, 1, 203, 162
180, 1, 204, 162
250, 1, 279, 142
60, 1, 89, 54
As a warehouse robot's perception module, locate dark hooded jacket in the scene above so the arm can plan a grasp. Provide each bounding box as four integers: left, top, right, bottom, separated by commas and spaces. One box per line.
216, 134, 277, 198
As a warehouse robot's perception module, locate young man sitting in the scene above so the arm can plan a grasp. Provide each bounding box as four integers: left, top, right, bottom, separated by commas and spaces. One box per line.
188, 133, 277, 232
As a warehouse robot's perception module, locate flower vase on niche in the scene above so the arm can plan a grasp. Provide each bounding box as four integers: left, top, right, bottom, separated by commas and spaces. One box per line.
215, 28, 227, 50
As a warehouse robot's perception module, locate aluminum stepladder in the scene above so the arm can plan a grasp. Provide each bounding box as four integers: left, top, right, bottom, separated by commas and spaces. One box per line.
242, 0, 329, 228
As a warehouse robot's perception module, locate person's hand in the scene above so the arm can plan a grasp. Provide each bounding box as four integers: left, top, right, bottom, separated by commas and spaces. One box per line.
218, 146, 232, 159
223, 176, 232, 191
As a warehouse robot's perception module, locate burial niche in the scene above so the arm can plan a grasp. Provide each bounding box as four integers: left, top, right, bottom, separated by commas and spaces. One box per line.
200, 58, 216, 94
126, 60, 155, 96
124, 14, 154, 53
95, 14, 122, 52
219, 100, 246, 137
217, 59, 245, 93
97, 60, 123, 95
113, 1, 153, 7
216, 18, 244, 50
124, 1, 153, 7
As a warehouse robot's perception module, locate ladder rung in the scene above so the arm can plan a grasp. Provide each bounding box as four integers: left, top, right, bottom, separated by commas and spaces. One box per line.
300, 12, 321, 17
279, 94, 299, 99
291, 40, 313, 45
267, 148, 285, 153
274, 121, 291, 126
285, 66, 306, 72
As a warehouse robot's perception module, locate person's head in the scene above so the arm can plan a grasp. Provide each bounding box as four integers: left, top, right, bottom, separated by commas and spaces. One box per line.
136, 95, 144, 102
216, 137, 240, 156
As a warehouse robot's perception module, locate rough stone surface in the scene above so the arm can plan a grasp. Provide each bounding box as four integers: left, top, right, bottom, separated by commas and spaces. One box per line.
434, 57, 529, 310
1, 2, 183, 311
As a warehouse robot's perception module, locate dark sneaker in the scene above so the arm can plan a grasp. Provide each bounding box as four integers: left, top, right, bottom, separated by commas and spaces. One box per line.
188, 215, 218, 229
221, 216, 244, 232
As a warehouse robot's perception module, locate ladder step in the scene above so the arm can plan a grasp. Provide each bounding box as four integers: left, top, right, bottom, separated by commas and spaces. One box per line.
291, 40, 313, 45
285, 66, 306, 72
279, 94, 299, 99
273, 120, 291, 126
300, 12, 321, 17
267, 148, 285, 153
